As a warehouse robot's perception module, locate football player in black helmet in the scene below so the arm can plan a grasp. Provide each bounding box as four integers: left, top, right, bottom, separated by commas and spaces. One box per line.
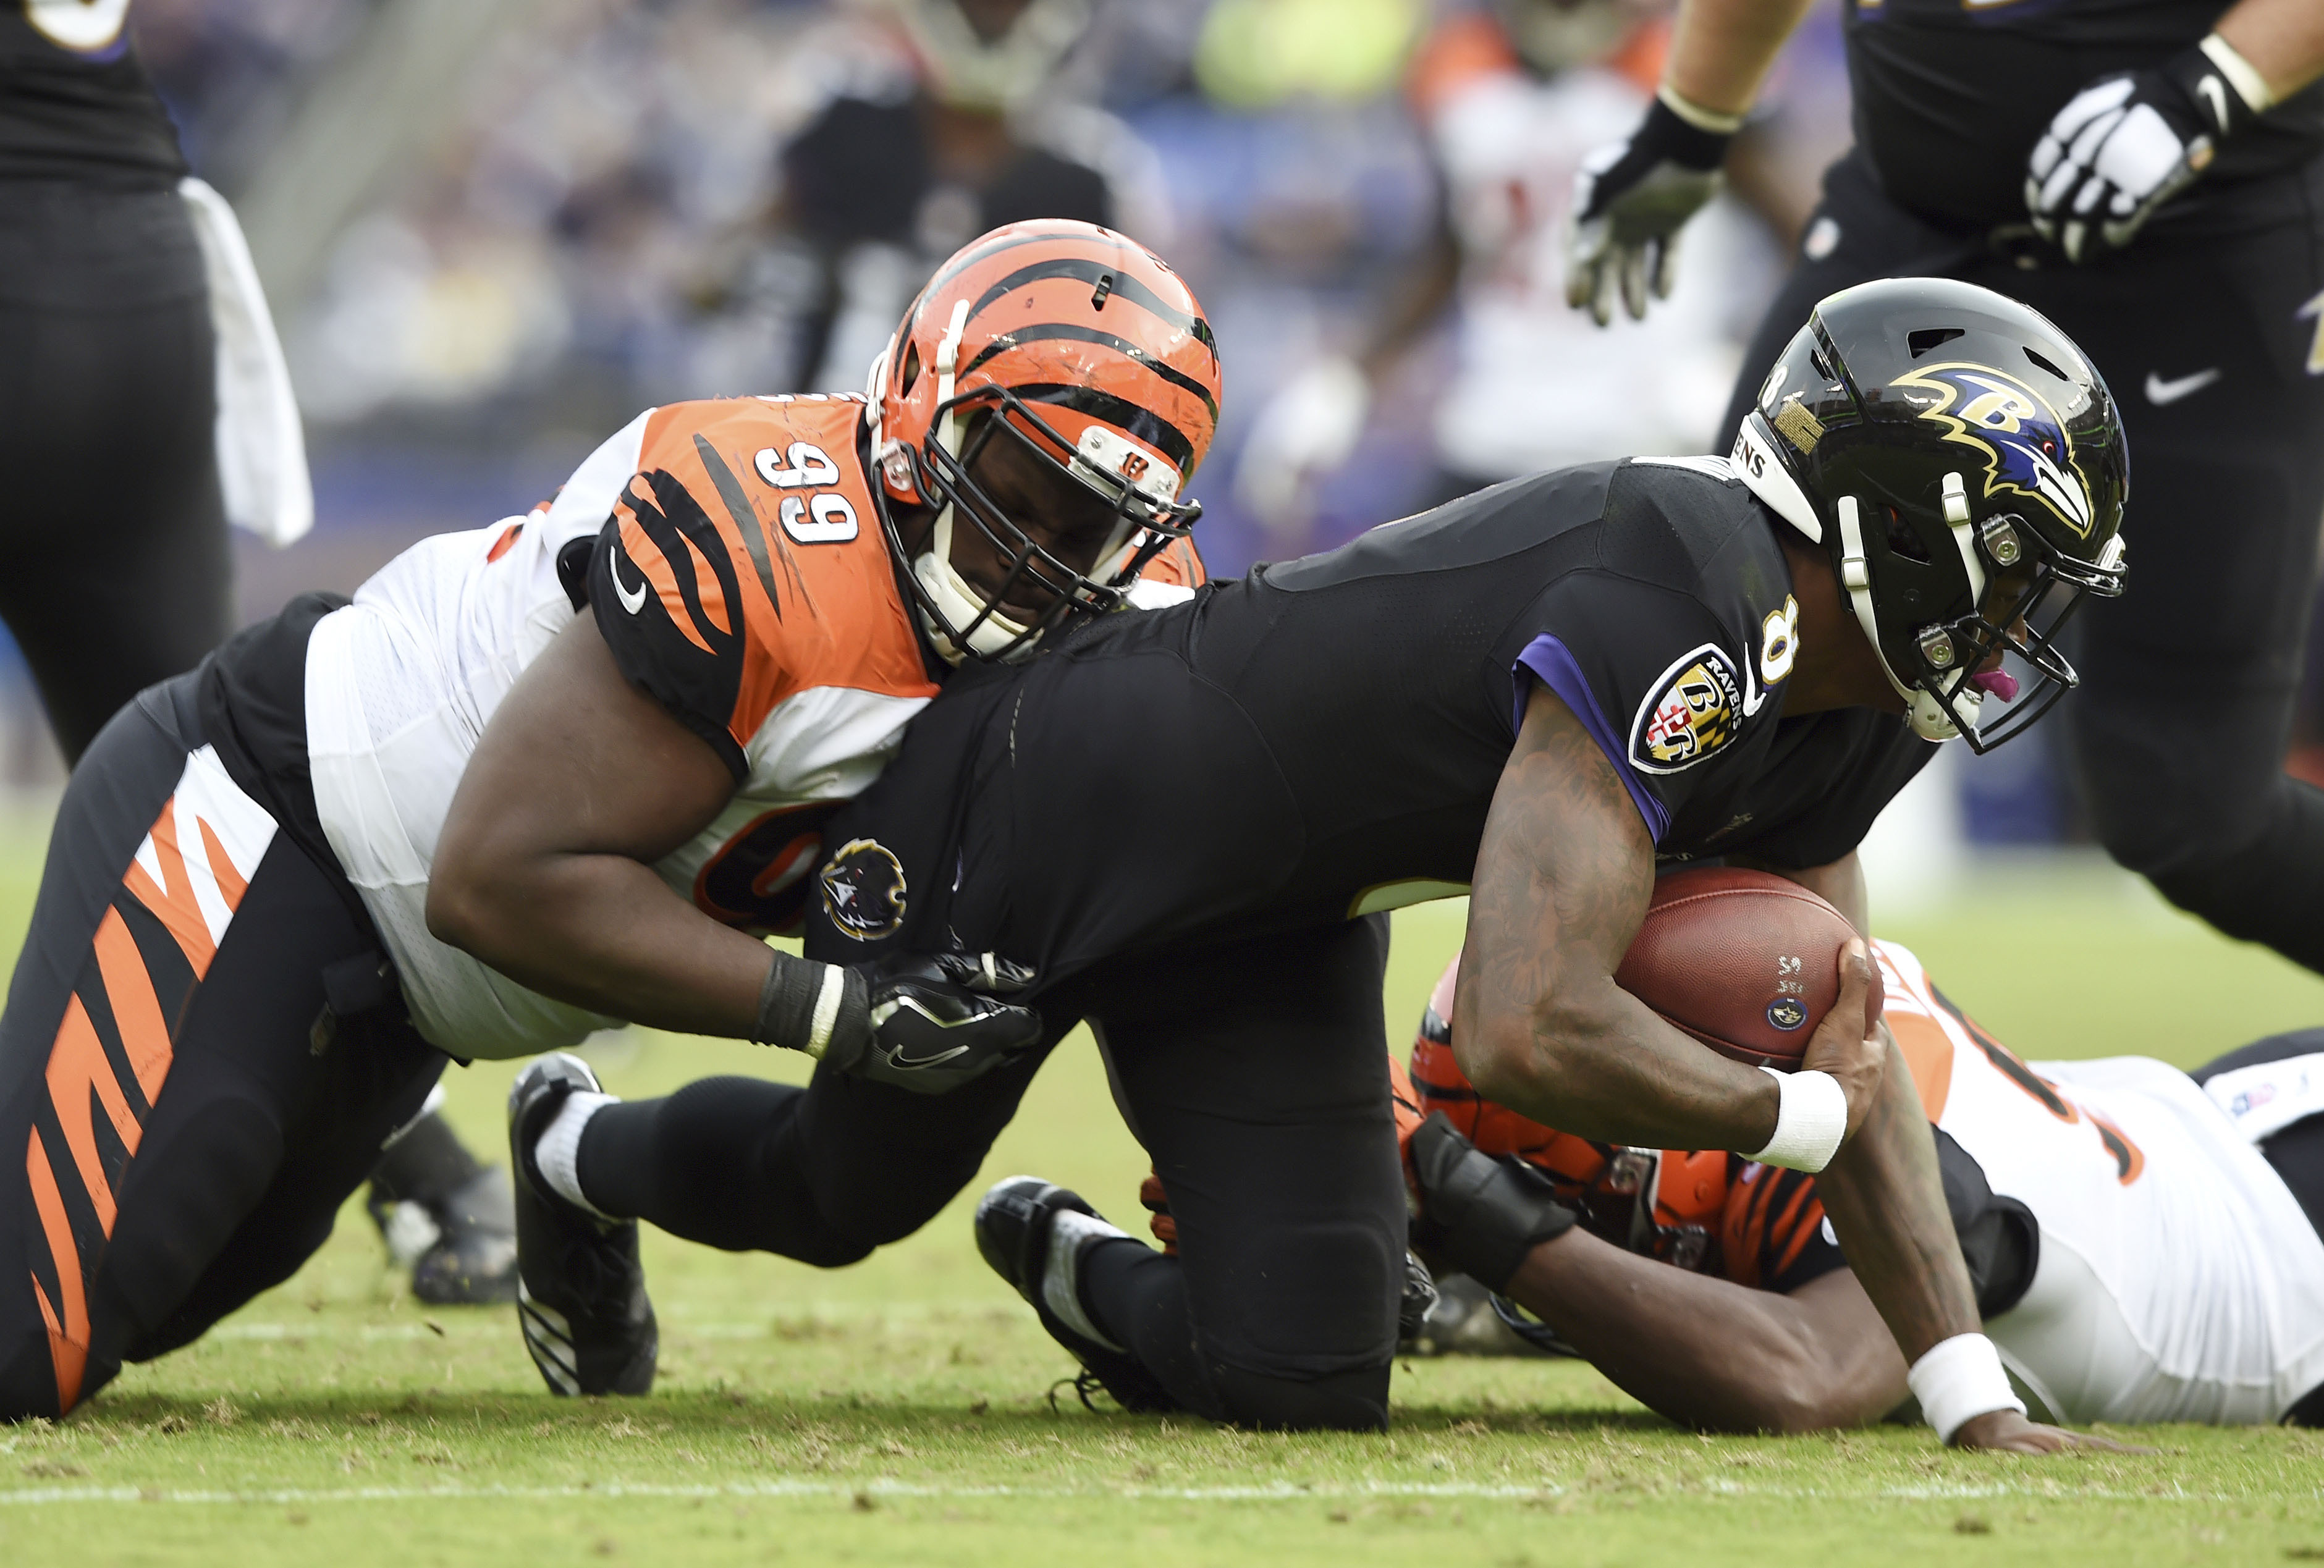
1728, 277, 2129, 754
541, 278, 2129, 1451
1565, 0, 2324, 976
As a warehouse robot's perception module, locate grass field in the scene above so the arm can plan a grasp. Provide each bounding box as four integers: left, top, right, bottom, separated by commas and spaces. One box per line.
4, 805, 2324, 1566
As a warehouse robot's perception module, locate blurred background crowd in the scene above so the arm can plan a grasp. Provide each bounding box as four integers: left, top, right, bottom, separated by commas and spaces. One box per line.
13, 0, 2320, 866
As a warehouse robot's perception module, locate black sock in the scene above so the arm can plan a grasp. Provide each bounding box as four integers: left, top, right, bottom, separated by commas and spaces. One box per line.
370, 1109, 484, 1207
572, 1076, 873, 1266
1079, 1237, 1222, 1418
1078, 1237, 1392, 1431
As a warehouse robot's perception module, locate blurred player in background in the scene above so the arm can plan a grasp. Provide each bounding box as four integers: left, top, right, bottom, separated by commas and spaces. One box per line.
1564, 0, 2324, 969
1, 1, 238, 757
1233, 0, 1796, 532
0, 2, 512, 1308
697, 0, 1172, 394
1385, 943, 2324, 1430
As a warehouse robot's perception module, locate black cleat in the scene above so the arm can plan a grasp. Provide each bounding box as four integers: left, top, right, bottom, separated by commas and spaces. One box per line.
410, 1167, 520, 1306
974, 1176, 1175, 1413
508, 1054, 656, 1396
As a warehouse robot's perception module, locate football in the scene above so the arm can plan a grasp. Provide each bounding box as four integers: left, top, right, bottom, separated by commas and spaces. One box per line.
1613, 867, 1881, 1070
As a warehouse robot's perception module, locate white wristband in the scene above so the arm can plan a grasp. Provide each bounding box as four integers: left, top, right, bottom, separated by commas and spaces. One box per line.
2199, 33, 2276, 114
1908, 1333, 2026, 1443
1657, 83, 1747, 135
805, 964, 848, 1060
1746, 1066, 1847, 1173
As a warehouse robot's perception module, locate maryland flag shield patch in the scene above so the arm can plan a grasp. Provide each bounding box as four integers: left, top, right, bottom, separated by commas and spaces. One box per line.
1630, 644, 1744, 773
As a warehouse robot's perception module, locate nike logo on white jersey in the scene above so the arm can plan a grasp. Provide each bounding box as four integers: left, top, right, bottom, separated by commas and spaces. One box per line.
609, 544, 649, 615
2145, 368, 2221, 406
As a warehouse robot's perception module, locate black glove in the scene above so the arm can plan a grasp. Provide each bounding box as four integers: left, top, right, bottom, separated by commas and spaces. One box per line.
1406, 1113, 1579, 1293
2026, 43, 2267, 263
756, 948, 1042, 1094
1565, 96, 1731, 326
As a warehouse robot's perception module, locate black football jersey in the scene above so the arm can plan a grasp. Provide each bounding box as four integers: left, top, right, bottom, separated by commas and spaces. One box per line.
806, 459, 1933, 987
0, 5, 184, 185
1845, 0, 2324, 231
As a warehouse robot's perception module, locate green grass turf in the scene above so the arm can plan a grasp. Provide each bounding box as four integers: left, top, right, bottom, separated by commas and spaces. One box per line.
4, 803, 2323, 1565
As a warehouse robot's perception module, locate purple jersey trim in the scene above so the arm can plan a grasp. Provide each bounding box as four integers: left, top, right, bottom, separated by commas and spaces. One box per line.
1512, 634, 1670, 844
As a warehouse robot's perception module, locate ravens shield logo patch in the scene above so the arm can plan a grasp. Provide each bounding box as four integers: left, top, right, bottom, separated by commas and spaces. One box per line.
1630, 644, 1744, 774
818, 837, 908, 941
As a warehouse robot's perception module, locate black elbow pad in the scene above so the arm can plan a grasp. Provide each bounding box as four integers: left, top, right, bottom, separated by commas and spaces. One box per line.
1409, 1113, 1578, 1292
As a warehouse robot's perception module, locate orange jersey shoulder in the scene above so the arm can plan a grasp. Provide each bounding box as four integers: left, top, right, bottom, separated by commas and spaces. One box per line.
1141, 531, 1210, 590
603, 397, 936, 770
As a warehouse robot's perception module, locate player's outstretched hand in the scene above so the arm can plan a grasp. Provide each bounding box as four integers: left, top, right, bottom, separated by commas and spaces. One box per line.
1953, 1408, 2151, 1454
1800, 940, 1886, 1140
1564, 98, 1730, 326
825, 951, 1044, 1095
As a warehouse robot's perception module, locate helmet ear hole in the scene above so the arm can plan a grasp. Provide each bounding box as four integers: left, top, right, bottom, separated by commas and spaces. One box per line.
1883, 505, 1932, 564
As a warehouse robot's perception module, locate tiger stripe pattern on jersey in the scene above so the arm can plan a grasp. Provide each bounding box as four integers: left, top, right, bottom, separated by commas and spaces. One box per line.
599, 395, 935, 782
23, 745, 274, 1412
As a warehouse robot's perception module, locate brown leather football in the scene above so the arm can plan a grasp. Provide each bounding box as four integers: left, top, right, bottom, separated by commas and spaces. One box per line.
1612, 867, 1880, 1071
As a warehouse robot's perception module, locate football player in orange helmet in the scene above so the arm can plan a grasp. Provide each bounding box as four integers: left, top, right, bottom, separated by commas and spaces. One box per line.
1390, 948, 2324, 1434
866, 221, 1217, 661
0, 218, 1220, 1420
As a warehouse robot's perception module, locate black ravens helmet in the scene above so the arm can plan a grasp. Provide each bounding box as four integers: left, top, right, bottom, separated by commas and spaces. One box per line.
1730, 278, 2128, 752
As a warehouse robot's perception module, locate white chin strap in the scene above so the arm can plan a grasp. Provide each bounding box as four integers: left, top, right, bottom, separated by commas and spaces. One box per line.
912, 528, 1040, 665
1835, 495, 1978, 743
911, 298, 1037, 665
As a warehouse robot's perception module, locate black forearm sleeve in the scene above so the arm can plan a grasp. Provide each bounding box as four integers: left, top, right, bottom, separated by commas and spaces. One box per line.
1409, 1113, 1579, 1292
751, 950, 870, 1058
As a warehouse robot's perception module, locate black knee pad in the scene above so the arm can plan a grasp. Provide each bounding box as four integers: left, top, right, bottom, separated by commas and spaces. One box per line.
1208, 1362, 1391, 1433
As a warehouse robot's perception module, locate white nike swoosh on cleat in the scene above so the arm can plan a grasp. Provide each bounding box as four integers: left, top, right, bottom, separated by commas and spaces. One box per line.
2145, 367, 2221, 406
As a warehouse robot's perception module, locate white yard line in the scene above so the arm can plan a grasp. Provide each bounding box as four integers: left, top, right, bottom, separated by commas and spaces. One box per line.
0, 1478, 2307, 1508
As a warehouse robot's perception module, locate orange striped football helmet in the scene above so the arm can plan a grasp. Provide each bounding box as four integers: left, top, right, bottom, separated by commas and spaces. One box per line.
1407, 951, 1729, 1267
866, 219, 1222, 662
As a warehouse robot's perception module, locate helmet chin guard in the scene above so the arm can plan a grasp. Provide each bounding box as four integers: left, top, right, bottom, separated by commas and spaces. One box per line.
1731, 278, 2129, 754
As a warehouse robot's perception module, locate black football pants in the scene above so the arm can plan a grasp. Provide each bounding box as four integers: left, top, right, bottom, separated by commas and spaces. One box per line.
1717, 152, 2324, 972
577, 916, 1406, 1430
0, 181, 234, 763
0, 676, 444, 1420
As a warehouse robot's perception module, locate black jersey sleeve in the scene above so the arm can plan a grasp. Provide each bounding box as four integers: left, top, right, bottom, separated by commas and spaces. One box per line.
1510, 571, 1762, 845
588, 476, 750, 780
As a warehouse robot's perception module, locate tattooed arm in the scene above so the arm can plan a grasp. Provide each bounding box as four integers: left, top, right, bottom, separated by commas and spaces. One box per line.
1455, 685, 1995, 1390
1451, 682, 1882, 1149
